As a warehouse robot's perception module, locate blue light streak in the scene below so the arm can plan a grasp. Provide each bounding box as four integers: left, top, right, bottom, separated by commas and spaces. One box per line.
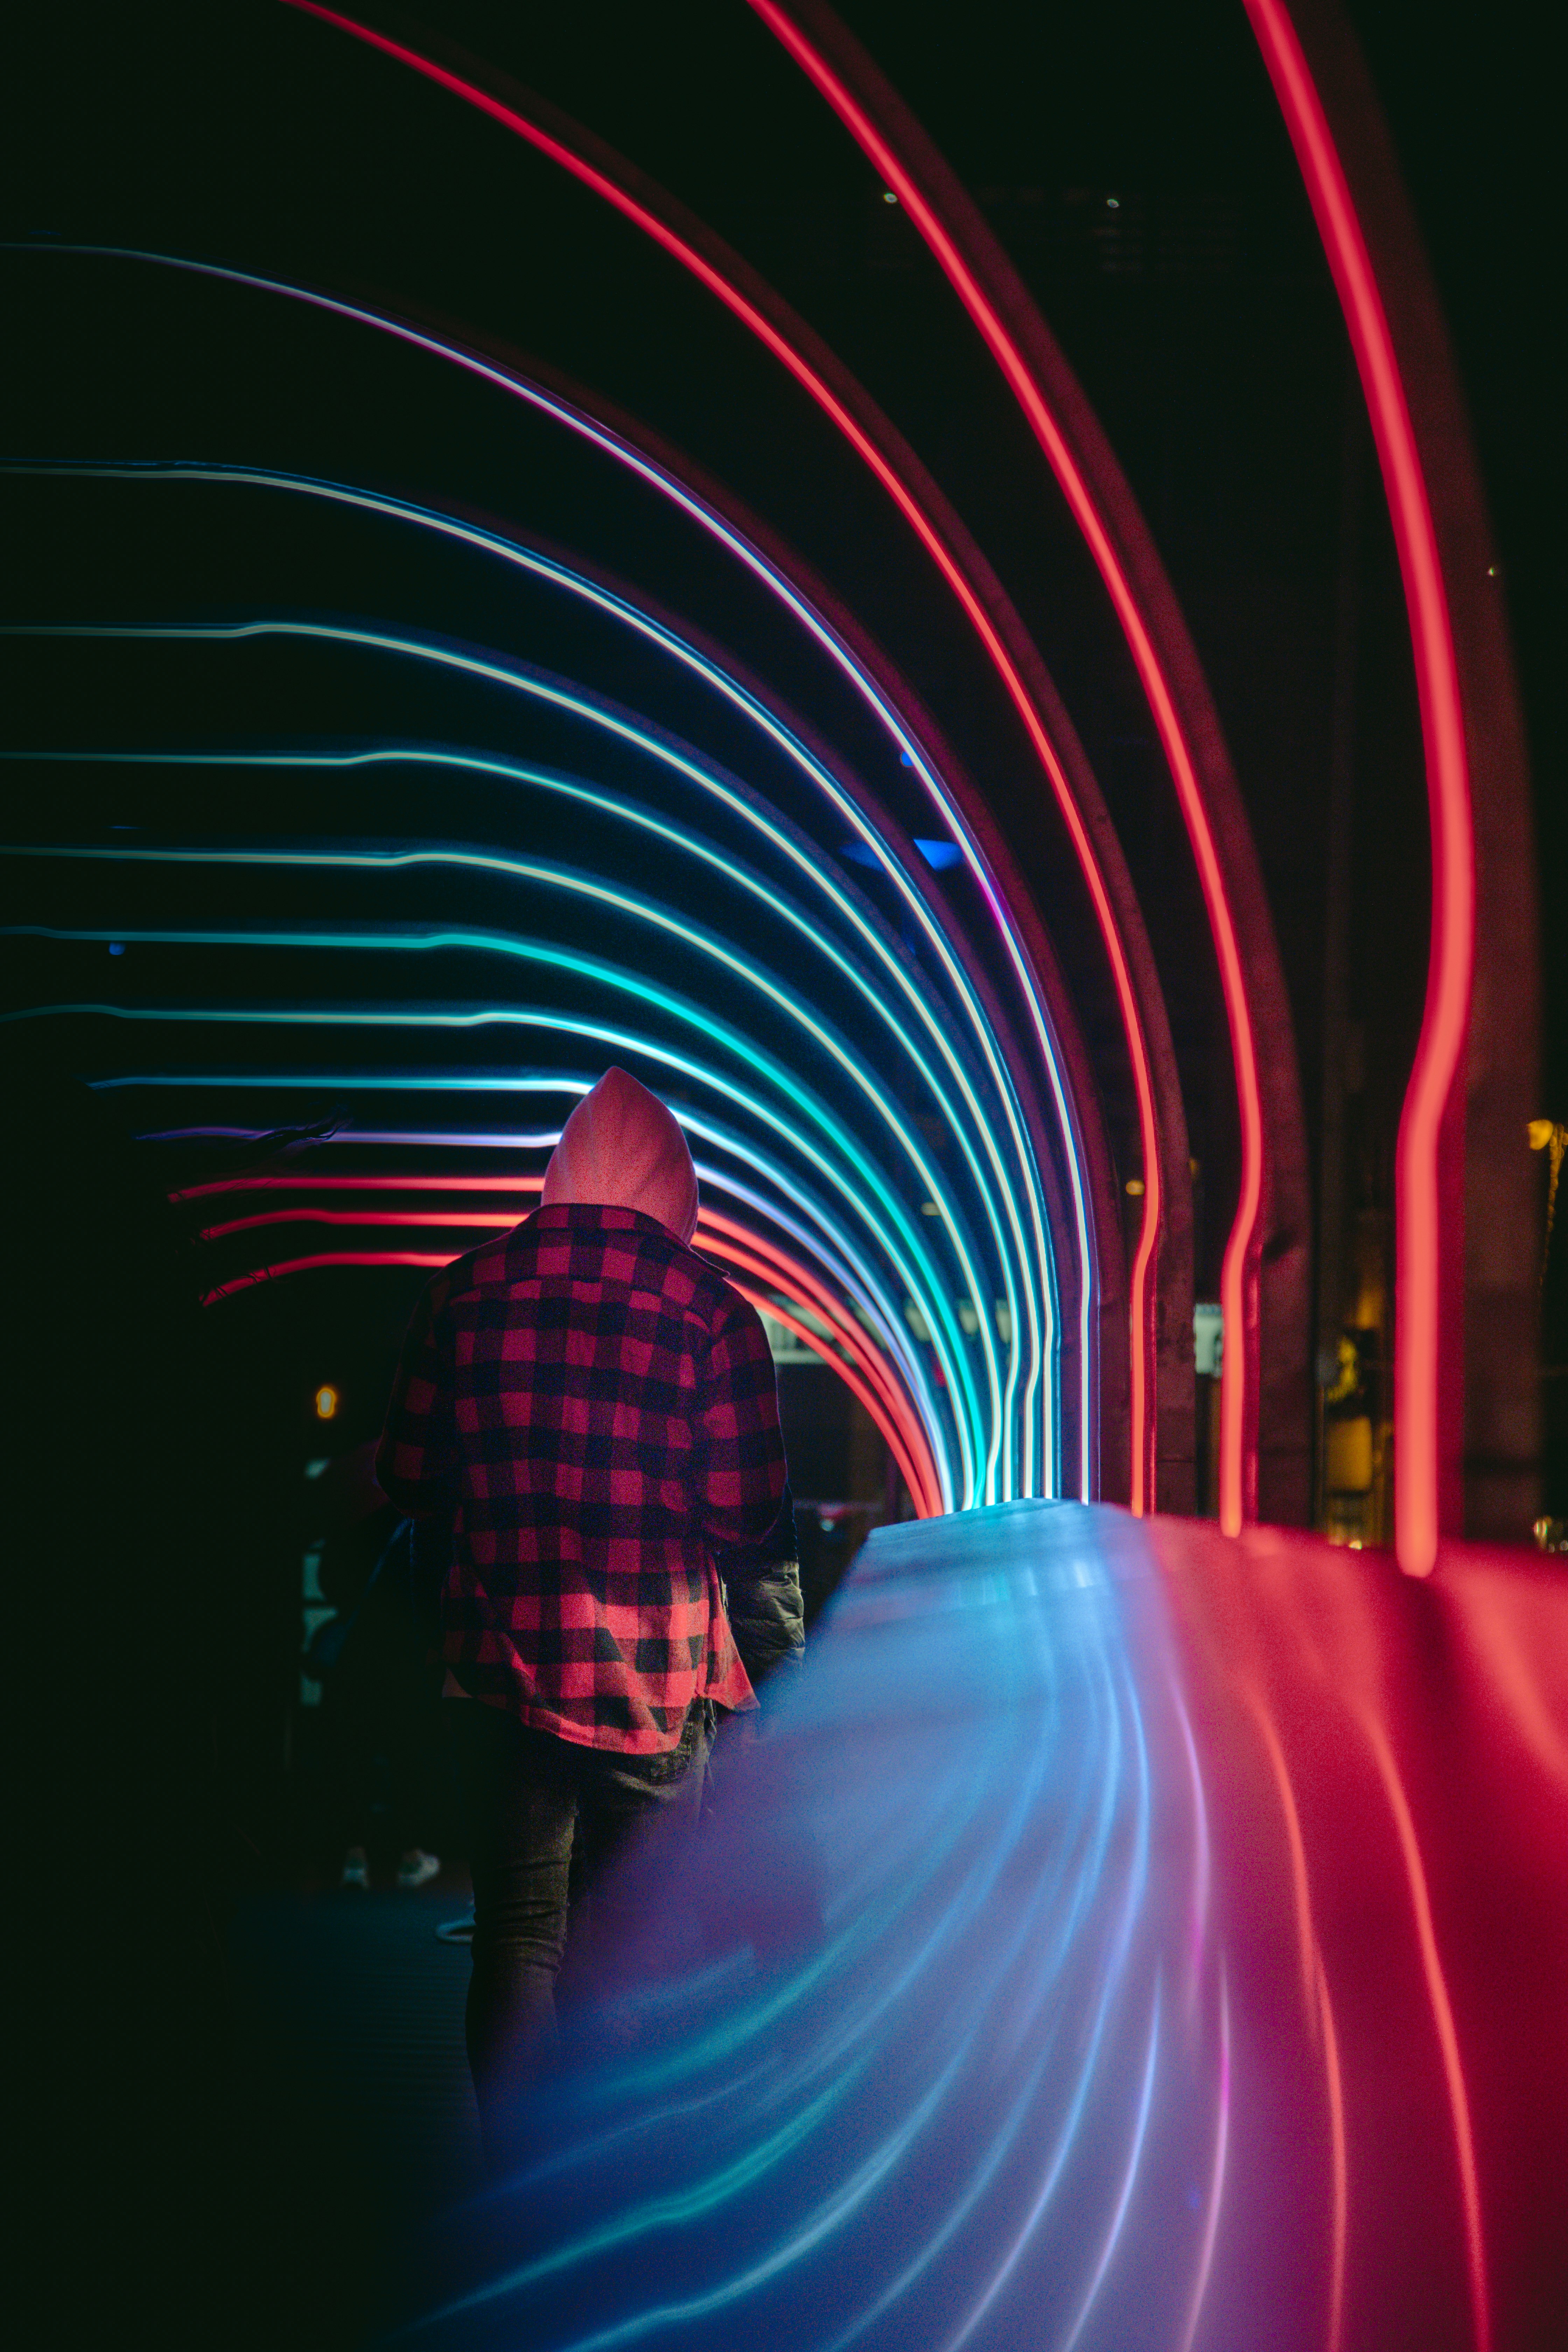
365, 1501, 1224, 2350
3, 905, 985, 1496
8, 807, 1017, 1492
0, 253, 1094, 1496
11, 1010, 967, 1503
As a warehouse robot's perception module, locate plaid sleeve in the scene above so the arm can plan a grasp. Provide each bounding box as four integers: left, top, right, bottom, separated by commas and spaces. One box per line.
376, 1274, 458, 1516
695, 1286, 788, 1550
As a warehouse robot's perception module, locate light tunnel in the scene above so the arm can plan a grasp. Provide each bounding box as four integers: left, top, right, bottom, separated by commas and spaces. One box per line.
2, 5, 1561, 2350
2, 419, 1090, 1513
0, 0, 1516, 1546
0, 260, 1142, 1527
0, 3, 1297, 1537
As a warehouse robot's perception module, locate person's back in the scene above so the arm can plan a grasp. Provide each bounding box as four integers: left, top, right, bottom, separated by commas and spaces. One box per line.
379, 1199, 784, 1748
377, 1067, 800, 2175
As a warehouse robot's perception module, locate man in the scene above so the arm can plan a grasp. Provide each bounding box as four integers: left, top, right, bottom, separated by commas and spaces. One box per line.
377, 1067, 802, 2172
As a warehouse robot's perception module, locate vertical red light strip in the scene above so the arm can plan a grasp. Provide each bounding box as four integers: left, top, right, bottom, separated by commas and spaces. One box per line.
1242, 0, 1474, 1576
1359, 1709, 1490, 2351
747, 0, 1264, 1532
281, 0, 1163, 1512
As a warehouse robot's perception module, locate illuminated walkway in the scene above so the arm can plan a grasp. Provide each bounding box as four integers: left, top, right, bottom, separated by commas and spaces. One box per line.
249, 1506, 1567, 2351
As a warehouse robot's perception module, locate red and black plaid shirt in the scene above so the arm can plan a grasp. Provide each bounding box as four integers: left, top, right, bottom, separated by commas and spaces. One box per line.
377, 1203, 788, 1752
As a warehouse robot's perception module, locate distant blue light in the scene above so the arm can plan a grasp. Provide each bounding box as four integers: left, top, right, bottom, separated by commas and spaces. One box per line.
840, 838, 961, 873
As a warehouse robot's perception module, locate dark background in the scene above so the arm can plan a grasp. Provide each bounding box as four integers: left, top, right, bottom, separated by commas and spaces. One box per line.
2, 5, 1558, 2342
3, 0, 1557, 1324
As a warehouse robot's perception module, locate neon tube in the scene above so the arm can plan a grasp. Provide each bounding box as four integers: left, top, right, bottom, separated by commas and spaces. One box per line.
747, 0, 1263, 1528
6, 941, 983, 1498
1242, 0, 1474, 1572
279, 10, 1151, 1497
4, 623, 1013, 1493
14, 456, 1043, 1496
187, 1184, 940, 1509
189, 1197, 941, 1513
140, 1096, 952, 1481
3, 264, 1085, 1495
15, 998, 968, 1504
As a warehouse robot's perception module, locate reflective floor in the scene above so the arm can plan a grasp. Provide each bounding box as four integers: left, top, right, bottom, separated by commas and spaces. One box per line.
240, 1506, 1568, 2350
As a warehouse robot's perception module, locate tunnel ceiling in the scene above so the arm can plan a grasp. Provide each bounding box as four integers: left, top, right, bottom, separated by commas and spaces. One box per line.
4, 0, 1534, 1536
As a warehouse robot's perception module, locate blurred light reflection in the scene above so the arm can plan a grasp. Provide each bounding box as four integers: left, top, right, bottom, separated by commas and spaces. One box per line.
398, 1504, 1225, 2352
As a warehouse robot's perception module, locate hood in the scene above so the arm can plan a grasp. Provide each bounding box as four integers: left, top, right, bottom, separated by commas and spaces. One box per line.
540, 1066, 700, 1245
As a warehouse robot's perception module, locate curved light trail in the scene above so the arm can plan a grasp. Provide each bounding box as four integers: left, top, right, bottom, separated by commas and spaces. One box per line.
3, 947, 985, 1501
175, 1162, 944, 1513
0, 256, 1092, 1496
6, 828, 1008, 1472
278, 5, 1166, 1498
369, 1503, 1227, 2352
5, 438, 1054, 1502
747, 0, 1266, 1530
1242, 0, 1475, 1572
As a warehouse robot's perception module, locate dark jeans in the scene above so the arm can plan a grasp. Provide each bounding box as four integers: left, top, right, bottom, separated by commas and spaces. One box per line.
448, 1697, 709, 2176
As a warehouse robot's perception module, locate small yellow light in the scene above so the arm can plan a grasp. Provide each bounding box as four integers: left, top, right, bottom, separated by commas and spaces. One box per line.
920, 1200, 941, 1216
314, 1384, 339, 1421
1125, 1178, 1145, 1197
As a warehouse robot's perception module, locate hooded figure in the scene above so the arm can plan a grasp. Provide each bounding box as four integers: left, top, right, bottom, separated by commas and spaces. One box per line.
378, 1066, 801, 2174
541, 1065, 699, 1244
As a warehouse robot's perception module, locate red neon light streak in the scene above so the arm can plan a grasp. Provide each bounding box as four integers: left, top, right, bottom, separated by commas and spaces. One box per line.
173, 1170, 542, 1201
696, 1212, 940, 1506
1242, 0, 1474, 1575
204, 1240, 936, 1516
725, 1279, 934, 1517
202, 1205, 519, 1236
1315, 1950, 1348, 2352
191, 1173, 941, 1508
748, 0, 1263, 1530
1359, 1709, 1490, 2352
205, 1250, 451, 1294
282, 0, 1162, 1508
1244, 1683, 1347, 2352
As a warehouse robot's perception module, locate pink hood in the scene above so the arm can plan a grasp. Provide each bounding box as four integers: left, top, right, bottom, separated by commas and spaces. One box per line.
540, 1066, 699, 1245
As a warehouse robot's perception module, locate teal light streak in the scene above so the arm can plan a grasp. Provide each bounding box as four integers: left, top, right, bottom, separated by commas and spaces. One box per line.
5, 458, 1054, 1493
405, 2022, 976, 2348
8, 826, 1010, 1491
1, 583, 1046, 1496
6, 988, 968, 1503
9, 754, 1011, 1468
139, 1092, 946, 1465
1, 256, 1091, 1494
